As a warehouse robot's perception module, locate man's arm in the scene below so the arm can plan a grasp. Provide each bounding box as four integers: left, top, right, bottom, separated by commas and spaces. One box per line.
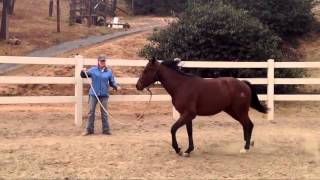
109, 72, 120, 90
80, 68, 92, 78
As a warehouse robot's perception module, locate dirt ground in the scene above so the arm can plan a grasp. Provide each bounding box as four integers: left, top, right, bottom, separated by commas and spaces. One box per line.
0, 102, 319, 179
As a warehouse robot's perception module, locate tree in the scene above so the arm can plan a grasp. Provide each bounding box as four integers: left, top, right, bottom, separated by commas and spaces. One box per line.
225, 0, 314, 38
131, 0, 135, 15
8, 0, 15, 15
140, 2, 281, 62
56, 0, 61, 32
125, 0, 188, 15
0, 0, 10, 40
49, 0, 54, 17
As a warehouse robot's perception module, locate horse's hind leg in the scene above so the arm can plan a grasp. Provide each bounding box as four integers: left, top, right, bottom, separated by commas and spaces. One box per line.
225, 108, 254, 153
242, 116, 254, 151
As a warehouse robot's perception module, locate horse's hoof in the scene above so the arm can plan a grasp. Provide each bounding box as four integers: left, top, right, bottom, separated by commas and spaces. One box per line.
178, 151, 183, 156
182, 153, 190, 157
240, 148, 248, 154
250, 140, 255, 147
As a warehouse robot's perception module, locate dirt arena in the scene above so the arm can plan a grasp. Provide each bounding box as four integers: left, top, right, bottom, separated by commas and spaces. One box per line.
0, 101, 319, 179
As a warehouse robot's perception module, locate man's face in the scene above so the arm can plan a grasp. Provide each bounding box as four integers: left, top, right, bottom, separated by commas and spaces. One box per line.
98, 60, 106, 68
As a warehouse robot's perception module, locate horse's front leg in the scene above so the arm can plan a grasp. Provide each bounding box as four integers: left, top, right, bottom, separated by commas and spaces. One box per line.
171, 112, 195, 156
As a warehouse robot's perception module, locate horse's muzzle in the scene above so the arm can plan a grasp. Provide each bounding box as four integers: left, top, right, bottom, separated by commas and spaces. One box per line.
136, 83, 144, 91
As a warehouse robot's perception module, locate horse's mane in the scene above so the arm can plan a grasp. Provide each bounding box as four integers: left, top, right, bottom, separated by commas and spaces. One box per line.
161, 60, 195, 77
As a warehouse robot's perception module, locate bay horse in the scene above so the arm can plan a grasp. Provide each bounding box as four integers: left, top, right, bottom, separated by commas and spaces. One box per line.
136, 58, 268, 157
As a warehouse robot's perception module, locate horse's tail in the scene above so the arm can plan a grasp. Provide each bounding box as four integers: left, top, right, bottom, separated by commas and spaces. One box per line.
243, 81, 268, 114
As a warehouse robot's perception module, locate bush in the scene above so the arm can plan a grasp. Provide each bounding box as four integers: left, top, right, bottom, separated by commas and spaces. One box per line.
124, 0, 188, 15
193, 0, 314, 37
139, 2, 305, 93
126, 0, 314, 37
225, 0, 314, 38
140, 2, 281, 61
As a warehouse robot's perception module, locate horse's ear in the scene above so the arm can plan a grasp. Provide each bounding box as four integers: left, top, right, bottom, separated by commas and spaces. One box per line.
174, 58, 181, 66
174, 58, 181, 63
149, 56, 156, 64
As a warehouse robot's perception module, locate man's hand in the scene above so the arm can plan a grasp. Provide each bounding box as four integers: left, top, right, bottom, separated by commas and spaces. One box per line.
116, 86, 121, 91
81, 68, 87, 72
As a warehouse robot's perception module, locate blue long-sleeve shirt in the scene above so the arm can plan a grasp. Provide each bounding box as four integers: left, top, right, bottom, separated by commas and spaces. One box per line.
80, 66, 118, 97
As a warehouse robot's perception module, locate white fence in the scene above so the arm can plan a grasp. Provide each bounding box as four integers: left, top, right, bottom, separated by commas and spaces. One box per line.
1, 56, 320, 126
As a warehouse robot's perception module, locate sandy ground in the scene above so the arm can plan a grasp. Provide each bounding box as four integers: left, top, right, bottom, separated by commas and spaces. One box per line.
0, 102, 319, 179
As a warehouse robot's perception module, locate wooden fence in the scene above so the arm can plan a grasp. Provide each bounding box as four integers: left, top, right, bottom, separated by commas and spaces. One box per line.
1, 56, 320, 126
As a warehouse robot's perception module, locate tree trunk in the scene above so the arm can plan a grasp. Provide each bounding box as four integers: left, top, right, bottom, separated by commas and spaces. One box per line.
56, 0, 61, 32
87, 0, 92, 27
49, 0, 54, 17
8, 0, 15, 15
0, 0, 9, 40
131, 0, 134, 16
112, 0, 117, 14
69, 0, 75, 25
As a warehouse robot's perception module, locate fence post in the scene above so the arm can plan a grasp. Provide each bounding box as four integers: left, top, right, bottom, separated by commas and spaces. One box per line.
75, 55, 84, 127
267, 59, 275, 121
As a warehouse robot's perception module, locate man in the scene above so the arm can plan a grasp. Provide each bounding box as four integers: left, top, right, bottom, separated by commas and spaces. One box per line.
80, 54, 120, 135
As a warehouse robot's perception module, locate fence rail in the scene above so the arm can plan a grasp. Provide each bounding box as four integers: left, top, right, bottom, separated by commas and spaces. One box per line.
0, 56, 320, 126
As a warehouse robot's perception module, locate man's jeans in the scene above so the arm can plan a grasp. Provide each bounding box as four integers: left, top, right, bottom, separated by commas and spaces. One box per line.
86, 95, 110, 133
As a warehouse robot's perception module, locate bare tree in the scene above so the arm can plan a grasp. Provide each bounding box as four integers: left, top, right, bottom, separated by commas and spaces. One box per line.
132, 0, 135, 15
0, 0, 10, 40
87, 0, 92, 27
8, 0, 15, 15
69, 0, 75, 25
56, 0, 60, 32
49, 0, 54, 17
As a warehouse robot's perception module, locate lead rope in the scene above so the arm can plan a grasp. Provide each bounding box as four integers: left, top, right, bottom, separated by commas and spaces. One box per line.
137, 87, 153, 120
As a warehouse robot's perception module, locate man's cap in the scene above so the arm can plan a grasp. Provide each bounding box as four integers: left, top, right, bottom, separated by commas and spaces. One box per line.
97, 54, 107, 61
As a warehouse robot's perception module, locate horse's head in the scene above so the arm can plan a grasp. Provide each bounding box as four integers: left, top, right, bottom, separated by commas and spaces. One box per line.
136, 57, 160, 91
